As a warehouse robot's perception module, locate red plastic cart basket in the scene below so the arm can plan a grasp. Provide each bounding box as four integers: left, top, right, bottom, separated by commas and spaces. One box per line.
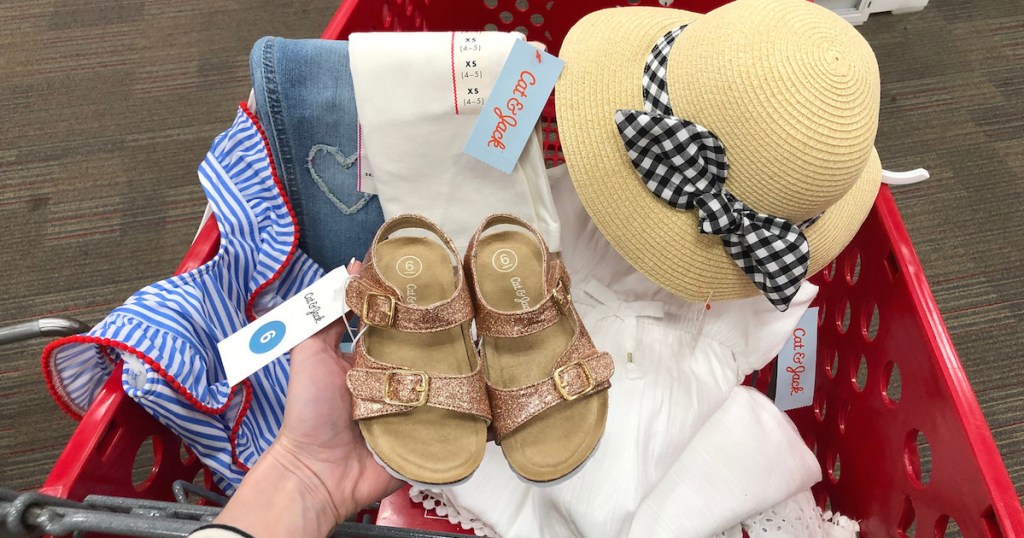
39, 1, 1024, 536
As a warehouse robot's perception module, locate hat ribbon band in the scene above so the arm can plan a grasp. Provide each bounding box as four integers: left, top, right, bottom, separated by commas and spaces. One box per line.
614, 108, 810, 311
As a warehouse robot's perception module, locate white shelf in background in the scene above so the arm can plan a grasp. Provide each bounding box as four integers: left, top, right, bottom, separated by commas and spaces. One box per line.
816, 0, 929, 26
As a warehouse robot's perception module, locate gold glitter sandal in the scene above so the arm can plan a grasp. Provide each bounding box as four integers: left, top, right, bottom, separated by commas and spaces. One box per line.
465, 214, 614, 483
345, 214, 490, 486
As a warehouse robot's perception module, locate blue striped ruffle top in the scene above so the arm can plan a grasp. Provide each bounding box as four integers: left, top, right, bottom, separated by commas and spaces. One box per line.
42, 105, 324, 493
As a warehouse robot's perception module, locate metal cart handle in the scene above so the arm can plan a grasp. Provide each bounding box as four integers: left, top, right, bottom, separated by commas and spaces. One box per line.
0, 318, 90, 346
1, 486, 466, 538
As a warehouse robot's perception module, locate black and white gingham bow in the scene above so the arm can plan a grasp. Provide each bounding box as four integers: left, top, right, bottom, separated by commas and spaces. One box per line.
614, 26, 811, 311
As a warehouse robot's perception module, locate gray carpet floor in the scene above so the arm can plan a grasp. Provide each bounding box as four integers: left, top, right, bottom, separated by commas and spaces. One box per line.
1, 0, 1021, 534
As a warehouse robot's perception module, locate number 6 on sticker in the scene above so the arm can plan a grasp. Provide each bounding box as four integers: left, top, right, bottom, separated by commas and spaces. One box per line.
249, 321, 286, 354
219, 265, 352, 386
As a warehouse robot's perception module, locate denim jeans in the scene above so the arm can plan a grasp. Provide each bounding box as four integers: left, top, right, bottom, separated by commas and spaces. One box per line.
250, 37, 384, 271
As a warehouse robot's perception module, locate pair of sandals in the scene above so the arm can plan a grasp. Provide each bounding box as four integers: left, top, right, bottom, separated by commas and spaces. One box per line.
345, 213, 613, 485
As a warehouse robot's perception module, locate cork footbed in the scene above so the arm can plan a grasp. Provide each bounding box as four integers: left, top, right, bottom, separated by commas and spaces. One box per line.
475, 230, 607, 482
358, 236, 486, 485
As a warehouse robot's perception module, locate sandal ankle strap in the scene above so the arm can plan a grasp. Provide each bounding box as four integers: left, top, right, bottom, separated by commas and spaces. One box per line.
471, 261, 573, 338
346, 214, 474, 332
346, 269, 474, 332
465, 214, 572, 338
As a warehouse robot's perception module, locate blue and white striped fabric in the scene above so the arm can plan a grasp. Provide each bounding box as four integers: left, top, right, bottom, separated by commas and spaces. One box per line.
44, 106, 324, 492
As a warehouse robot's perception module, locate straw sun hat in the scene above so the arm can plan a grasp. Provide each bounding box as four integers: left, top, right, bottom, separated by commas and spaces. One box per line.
555, 0, 881, 310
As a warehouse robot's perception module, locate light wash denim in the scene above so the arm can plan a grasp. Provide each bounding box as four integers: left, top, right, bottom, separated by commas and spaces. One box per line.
250, 37, 384, 271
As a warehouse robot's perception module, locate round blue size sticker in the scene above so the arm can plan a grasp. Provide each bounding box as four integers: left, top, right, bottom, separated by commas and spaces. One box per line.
249, 320, 286, 354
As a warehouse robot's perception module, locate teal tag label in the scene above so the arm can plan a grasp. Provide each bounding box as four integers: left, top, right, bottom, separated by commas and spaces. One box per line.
463, 39, 564, 173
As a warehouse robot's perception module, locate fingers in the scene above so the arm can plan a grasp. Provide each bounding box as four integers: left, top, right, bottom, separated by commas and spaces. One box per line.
317, 318, 349, 348
338, 351, 356, 368
291, 259, 364, 361
292, 318, 347, 358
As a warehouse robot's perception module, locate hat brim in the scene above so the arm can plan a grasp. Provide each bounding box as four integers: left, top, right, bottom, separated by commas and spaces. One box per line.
556, 7, 881, 302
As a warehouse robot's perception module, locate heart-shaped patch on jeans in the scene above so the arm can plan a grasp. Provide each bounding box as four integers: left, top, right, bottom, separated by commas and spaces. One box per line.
306, 143, 373, 215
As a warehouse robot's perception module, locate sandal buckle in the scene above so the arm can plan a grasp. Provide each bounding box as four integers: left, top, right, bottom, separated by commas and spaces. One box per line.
362, 292, 396, 328
554, 361, 594, 401
382, 370, 430, 407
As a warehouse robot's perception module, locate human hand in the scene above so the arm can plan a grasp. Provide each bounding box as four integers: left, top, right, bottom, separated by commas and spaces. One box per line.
274, 264, 404, 517
214, 261, 402, 537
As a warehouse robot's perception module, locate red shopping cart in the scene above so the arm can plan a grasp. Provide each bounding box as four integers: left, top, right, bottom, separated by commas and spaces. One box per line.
31, 1, 1024, 537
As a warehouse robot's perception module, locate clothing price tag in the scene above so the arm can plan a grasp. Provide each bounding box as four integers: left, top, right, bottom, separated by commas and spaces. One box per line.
463, 39, 564, 173
218, 266, 352, 386
774, 307, 818, 412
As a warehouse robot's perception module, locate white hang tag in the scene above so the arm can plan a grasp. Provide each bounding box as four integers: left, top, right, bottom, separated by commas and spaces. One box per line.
774, 307, 818, 412
218, 266, 352, 386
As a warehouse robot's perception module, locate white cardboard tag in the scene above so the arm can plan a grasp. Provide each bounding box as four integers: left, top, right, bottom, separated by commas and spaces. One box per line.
218, 266, 352, 386
774, 307, 818, 412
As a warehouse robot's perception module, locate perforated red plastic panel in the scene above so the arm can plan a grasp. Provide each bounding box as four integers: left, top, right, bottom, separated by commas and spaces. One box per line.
796, 187, 1023, 537
39, 363, 209, 502
41, 1, 1023, 537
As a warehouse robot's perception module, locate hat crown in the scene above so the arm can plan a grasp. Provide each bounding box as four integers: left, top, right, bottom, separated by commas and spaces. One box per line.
668, 0, 880, 222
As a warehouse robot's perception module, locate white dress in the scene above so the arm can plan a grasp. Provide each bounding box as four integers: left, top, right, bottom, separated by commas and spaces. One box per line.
410, 165, 857, 537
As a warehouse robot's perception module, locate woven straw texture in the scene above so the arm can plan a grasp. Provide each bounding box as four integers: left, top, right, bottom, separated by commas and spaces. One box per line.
556, 0, 882, 302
